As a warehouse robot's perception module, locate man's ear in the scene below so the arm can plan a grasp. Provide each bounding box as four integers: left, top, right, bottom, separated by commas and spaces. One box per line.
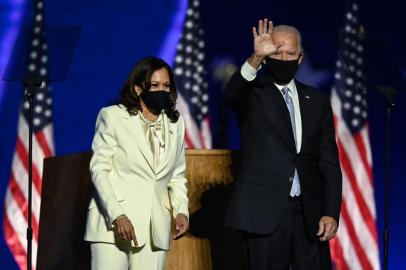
298, 52, 304, 65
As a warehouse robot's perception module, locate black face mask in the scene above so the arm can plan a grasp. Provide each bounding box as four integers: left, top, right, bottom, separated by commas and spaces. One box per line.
264, 57, 300, 85
140, 90, 170, 115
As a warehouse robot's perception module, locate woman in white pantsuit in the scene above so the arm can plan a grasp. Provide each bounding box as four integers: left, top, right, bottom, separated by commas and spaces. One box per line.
84, 57, 189, 270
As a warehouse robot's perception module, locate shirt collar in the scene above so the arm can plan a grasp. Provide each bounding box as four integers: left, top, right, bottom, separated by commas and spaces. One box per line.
139, 111, 163, 127
274, 80, 297, 96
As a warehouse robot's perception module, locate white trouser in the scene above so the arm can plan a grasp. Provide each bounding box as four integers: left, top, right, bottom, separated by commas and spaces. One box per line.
90, 230, 166, 270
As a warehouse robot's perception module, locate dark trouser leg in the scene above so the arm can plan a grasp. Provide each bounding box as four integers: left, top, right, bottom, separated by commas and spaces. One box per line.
245, 231, 290, 270
291, 197, 331, 270
245, 197, 294, 270
245, 196, 332, 270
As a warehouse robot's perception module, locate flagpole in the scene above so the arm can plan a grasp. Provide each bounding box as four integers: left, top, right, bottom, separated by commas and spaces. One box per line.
383, 103, 391, 270
379, 85, 395, 270
24, 76, 42, 270
25, 1, 46, 266
25, 85, 33, 270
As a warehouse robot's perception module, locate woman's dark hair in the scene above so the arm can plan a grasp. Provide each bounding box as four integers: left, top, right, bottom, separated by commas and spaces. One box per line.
117, 56, 179, 122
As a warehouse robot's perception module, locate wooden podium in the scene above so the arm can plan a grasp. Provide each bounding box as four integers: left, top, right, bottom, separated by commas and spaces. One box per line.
37, 150, 246, 270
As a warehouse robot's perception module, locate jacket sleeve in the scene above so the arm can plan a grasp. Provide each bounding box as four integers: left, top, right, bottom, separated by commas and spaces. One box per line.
318, 98, 342, 222
90, 108, 125, 227
223, 70, 254, 111
168, 116, 189, 219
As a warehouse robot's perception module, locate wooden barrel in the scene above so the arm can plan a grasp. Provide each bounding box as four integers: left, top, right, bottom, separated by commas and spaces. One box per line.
165, 149, 234, 270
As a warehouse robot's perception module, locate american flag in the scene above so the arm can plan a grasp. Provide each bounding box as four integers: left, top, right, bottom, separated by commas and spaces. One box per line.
3, 1, 54, 269
330, 1, 380, 270
172, 0, 211, 149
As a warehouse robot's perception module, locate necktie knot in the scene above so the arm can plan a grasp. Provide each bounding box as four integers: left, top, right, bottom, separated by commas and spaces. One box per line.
281, 86, 290, 96
282, 87, 292, 106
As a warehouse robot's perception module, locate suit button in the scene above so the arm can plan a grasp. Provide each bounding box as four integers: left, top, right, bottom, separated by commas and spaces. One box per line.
288, 177, 294, 182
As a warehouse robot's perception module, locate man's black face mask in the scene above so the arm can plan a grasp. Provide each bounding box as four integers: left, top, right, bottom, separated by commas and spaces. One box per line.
264, 57, 300, 85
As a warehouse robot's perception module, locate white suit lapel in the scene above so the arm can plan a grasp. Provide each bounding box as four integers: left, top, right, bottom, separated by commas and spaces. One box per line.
121, 112, 155, 172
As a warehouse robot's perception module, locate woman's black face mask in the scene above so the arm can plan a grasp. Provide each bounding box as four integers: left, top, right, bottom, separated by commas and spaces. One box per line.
140, 90, 170, 115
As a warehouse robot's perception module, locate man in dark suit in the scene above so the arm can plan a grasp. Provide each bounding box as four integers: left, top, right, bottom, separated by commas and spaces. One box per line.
224, 19, 342, 270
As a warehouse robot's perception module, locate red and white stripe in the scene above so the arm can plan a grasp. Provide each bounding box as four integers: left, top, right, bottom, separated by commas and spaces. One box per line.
177, 93, 212, 149
330, 89, 380, 270
3, 115, 54, 270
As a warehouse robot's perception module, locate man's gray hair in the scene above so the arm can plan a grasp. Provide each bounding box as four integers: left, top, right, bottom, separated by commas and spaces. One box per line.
273, 25, 303, 52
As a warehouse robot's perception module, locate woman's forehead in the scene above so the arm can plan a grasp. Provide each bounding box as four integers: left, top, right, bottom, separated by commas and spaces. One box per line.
151, 68, 170, 81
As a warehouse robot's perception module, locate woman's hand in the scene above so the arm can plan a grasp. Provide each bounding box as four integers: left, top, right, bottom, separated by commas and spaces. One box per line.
115, 215, 138, 247
173, 213, 189, 240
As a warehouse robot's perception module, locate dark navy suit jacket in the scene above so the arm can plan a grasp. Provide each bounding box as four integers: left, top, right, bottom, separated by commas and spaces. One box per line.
224, 71, 342, 241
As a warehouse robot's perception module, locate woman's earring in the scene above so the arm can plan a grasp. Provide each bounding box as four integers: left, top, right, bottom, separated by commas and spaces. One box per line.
134, 89, 140, 97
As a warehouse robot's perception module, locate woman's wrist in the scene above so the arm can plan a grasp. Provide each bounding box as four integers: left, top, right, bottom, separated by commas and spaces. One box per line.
114, 214, 127, 224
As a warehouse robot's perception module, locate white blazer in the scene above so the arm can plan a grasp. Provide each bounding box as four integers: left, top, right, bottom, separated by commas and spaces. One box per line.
84, 105, 189, 250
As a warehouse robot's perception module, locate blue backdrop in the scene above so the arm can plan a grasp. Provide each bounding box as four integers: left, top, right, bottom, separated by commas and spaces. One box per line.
0, 0, 405, 269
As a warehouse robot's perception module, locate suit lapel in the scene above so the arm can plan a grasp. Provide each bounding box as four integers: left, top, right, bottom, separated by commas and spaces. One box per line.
122, 112, 155, 172
296, 82, 311, 152
266, 83, 297, 153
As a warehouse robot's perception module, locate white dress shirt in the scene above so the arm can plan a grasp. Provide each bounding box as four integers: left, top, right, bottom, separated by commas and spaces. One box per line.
139, 112, 166, 170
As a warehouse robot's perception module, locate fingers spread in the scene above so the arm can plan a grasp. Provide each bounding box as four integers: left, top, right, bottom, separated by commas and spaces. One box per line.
263, 18, 268, 34
252, 27, 258, 38
268, 21, 274, 34
258, 20, 263, 35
